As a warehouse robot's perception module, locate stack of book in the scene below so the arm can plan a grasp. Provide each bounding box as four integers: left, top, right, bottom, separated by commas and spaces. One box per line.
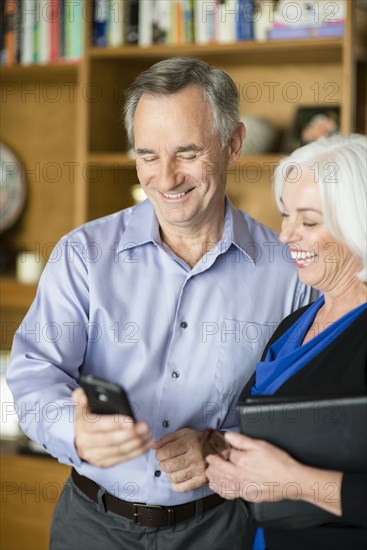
92, 0, 255, 47
1, 0, 84, 66
256, 0, 346, 41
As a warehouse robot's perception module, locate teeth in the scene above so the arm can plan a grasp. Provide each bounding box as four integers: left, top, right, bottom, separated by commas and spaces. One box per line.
163, 191, 187, 198
290, 250, 316, 262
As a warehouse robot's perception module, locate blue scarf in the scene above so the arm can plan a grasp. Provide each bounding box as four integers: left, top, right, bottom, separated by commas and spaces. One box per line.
252, 297, 367, 550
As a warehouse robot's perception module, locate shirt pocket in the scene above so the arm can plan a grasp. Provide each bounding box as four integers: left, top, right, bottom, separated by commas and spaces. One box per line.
215, 318, 265, 398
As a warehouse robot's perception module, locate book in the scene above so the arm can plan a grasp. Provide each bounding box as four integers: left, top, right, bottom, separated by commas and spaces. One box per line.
138, 0, 154, 46
268, 23, 344, 40
50, 0, 61, 62
93, 0, 108, 46
20, 0, 35, 65
107, 0, 125, 46
236, 0, 254, 41
4, 0, 17, 65
154, 0, 173, 44
39, 0, 51, 64
125, 0, 139, 44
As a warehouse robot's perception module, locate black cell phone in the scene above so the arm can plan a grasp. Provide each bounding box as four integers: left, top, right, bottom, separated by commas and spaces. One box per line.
79, 374, 136, 420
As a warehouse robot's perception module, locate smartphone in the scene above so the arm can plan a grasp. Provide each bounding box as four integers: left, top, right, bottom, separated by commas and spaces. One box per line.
79, 374, 136, 420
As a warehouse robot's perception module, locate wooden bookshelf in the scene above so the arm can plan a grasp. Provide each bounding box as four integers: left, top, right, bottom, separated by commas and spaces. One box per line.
1, 1, 366, 349
0, 452, 70, 550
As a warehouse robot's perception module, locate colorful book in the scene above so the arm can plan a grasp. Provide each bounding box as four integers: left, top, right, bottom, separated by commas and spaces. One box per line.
236, 0, 254, 41
268, 23, 344, 40
154, 0, 173, 44
50, 0, 61, 61
93, 0, 108, 46
217, 0, 236, 44
108, 0, 125, 46
20, 0, 35, 65
39, 0, 51, 64
184, 0, 194, 43
4, 0, 17, 65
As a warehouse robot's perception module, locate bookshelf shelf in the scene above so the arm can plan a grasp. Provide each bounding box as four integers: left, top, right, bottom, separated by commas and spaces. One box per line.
89, 37, 343, 64
0, 62, 80, 80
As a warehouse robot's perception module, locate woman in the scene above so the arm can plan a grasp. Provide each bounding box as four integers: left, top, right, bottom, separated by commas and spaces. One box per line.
205, 134, 367, 550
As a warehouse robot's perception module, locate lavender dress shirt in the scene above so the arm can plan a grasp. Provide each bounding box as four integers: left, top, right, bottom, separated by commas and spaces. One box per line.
7, 198, 317, 505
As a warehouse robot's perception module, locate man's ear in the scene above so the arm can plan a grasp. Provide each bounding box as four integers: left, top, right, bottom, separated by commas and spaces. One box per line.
228, 122, 246, 164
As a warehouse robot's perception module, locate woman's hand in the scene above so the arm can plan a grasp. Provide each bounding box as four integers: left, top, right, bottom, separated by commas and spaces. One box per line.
205, 432, 343, 515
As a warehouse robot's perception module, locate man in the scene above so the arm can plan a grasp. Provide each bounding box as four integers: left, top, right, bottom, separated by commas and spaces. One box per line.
7, 58, 316, 549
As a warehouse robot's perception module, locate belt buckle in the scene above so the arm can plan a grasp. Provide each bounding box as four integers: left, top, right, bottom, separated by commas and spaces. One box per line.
133, 503, 174, 526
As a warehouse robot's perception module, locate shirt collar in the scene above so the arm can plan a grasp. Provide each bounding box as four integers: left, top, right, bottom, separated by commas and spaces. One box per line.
116, 200, 158, 253
116, 197, 257, 263
222, 197, 257, 263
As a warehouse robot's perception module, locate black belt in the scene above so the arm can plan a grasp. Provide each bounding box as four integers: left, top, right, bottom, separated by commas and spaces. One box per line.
71, 469, 224, 527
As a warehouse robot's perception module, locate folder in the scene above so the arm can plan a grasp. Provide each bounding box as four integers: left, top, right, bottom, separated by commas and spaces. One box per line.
235, 394, 367, 528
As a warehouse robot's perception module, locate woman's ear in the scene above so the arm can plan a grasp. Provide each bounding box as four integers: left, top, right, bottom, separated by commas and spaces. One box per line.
228, 122, 246, 163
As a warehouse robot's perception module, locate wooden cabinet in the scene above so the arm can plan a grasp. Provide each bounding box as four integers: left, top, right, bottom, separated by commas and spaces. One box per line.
1, 1, 366, 344
0, 453, 70, 550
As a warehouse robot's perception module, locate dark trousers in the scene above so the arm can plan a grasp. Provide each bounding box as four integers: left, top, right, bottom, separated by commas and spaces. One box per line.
50, 476, 250, 550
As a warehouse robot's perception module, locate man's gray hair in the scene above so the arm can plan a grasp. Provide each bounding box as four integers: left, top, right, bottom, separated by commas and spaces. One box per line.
124, 57, 239, 149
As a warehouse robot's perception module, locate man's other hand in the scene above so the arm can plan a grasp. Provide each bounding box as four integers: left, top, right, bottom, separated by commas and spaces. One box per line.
153, 428, 207, 492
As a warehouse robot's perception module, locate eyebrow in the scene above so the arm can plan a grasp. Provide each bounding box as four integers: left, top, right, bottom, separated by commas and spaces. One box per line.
135, 144, 203, 156
279, 197, 322, 214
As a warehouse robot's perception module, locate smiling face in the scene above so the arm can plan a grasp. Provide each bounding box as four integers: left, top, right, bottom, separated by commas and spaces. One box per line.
133, 86, 243, 237
279, 170, 361, 292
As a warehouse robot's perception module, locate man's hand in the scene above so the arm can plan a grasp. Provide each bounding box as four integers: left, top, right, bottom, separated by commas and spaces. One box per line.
73, 388, 152, 468
153, 428, 207, 492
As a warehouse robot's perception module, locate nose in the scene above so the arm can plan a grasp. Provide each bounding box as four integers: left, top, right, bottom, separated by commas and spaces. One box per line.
279, 217, 301, 244
158, 159, 185, 192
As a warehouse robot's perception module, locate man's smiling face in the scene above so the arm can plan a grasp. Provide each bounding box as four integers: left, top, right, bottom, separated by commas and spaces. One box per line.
133, 86, 232, 233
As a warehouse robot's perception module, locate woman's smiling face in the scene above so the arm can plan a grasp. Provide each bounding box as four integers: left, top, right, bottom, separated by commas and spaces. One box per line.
279, 170, 360, 292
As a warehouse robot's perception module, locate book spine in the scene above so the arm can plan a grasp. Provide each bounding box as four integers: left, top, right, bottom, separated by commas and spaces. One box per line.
5, 0, 17, 65
125, 0, 139, 44
60, 0, 66, 59
21, 0, 35, 65
195, 0, 211, 44
0, 2, 6, 64
253, 0, 273, 41
93, 0, 108, 46
15, 0, 21, 62
32, 0, 40, 63
268, 23, 344, 40
138, 0, 153, 46
70, 0, 83, 58
184, 0, 194, 43
155, 0, 173, 44
236, 0, 254, 41
171, 1, 183, 44
50, 0, 61, 61
108, 0, 124, 46
216, 0, 234, 44
39, 0, 51, 64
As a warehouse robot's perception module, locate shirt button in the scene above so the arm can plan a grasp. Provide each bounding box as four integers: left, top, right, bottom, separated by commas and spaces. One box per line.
180, 321, 188, 329
154, 470, 161, 477
172, 371, 180, 379
162, 420, 170, 428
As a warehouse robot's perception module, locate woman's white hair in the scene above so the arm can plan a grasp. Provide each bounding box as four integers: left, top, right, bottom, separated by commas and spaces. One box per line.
274, 134, 367, 282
